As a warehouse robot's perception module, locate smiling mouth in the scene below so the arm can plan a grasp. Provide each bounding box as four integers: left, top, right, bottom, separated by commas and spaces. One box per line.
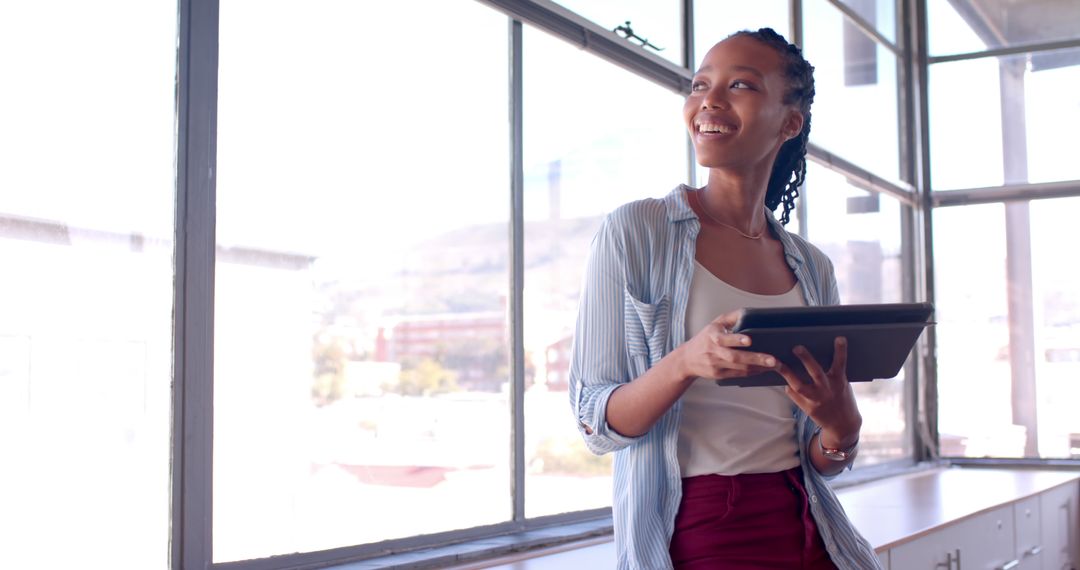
696, 122, 736, 135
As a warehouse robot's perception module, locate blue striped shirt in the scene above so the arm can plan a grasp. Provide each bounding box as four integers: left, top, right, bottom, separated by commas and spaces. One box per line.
569, 185, 882, 570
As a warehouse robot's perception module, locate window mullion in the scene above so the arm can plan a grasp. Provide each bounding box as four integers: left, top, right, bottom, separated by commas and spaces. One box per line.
173, 0, 220, 568
509, 17, 526, 524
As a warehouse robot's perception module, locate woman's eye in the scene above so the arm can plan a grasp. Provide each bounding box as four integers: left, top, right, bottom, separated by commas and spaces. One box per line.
731, 80, 753, 90
691, 81, 708, 92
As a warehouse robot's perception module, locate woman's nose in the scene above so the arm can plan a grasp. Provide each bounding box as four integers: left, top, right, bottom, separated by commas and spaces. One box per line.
701, 87, 730, 110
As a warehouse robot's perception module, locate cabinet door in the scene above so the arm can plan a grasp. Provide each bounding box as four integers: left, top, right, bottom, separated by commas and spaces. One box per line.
1015, 496, 1042, 570
956, 505, 1016, 570
889, 529, 956, 570
890, 505, 1016, 569
1041, 482, 1079, 570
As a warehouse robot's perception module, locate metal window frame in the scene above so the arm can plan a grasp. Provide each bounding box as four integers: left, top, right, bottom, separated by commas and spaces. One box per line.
921, 3, 1080, 464
933, 179, 1080, 207
169, 1, 932, 568
509, 17, 527, 527
904, 0, 939, 463
928, 35, 1080, 65
823, 0, 902, 56
473, 0, 692, 94
173, 0, 218, 569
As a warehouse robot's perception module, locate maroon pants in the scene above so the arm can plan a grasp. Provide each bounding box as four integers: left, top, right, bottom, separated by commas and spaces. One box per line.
669, 467, 838, 569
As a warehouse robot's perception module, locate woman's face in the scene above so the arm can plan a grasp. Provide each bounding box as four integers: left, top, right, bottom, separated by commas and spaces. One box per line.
683, 35, 804, 173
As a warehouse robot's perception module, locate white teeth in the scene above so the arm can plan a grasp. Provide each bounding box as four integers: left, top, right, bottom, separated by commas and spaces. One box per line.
698, 123, 734, 134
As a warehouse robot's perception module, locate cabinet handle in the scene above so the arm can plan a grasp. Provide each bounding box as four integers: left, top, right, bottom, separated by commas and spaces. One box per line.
936, 549, 963, 569
999, 560, 1020, 570
1024, 545, 1043, 556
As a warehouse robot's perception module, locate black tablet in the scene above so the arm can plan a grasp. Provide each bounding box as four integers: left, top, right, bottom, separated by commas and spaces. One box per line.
726, 302, 934, 387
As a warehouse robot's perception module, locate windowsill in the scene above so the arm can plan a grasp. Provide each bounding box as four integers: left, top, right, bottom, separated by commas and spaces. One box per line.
414, 462, 1080, 569
327, 518, 613, 570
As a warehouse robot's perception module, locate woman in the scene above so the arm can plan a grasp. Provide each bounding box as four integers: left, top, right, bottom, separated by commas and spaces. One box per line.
568, 28, 881, 569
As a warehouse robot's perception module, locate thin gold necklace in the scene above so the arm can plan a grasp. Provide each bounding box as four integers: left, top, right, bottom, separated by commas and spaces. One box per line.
695, 190, 766, 240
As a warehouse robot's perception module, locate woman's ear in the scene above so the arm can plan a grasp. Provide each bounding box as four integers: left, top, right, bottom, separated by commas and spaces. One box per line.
782, 110, 805, 140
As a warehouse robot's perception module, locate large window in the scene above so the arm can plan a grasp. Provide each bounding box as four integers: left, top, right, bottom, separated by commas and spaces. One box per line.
804, 164, 909, 466
24, 0, 1068, 567
0, 1, 177, 568
521, 26, 687, 518
929, 47, 1080, 190
804, 0, 902, 182
214, 0, 510, 561
935, 199, 1080, 458
929, 0, 1080, 460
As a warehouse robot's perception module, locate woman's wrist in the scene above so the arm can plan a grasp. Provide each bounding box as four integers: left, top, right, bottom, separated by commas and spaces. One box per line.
818, 421, 861, 450
665, 345, 696, 384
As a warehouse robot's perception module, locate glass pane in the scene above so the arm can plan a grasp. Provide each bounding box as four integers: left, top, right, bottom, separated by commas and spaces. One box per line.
215, 0, 510, 561
834, 0, 897, 43
0, 2, 176, 569
927, 0, 993, 56
803, 164, 908, 466
693, 1, 790, 69
929, 0, 1080, 57
804, 0, 902, 183
523, 27, 687, 518
935, 198, 1080, 459
929, 47, 1080, 191
554, 0, 682, 66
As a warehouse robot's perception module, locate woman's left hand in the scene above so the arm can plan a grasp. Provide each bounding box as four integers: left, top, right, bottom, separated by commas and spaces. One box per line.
776, 337, 862, 444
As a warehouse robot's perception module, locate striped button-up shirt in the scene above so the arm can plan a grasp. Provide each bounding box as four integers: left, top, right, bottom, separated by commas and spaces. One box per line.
569, 185, 882, 570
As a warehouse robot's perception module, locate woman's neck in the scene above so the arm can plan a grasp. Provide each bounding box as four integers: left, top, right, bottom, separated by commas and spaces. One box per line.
699, 169, 771, 232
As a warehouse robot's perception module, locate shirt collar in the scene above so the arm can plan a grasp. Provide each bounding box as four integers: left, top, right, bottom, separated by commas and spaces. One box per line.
664, 185, 698, 223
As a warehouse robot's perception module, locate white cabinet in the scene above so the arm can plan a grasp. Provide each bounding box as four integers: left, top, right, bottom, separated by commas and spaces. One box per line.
889, 504, 1015, 569
966, 505, 1016, 569
1040, 482, 1079, 570
880, 483, 1080, 570
888, 525, 954, 569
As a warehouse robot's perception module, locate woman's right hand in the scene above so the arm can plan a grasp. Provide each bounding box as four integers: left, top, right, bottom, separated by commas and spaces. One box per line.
673, 309, 780, 381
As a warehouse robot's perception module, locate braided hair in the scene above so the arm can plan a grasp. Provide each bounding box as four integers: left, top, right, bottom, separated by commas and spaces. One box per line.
729, 28, 815, 225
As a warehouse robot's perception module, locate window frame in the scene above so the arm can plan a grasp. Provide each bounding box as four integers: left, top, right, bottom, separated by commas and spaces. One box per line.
170, 1, 942, 568
922, 0, 1080, 464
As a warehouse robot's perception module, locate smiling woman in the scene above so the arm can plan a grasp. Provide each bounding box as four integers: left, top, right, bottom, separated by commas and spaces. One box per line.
568, 28, 882, 569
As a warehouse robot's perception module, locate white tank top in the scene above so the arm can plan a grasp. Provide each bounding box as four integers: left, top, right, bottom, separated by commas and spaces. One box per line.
678, 259, 806, 477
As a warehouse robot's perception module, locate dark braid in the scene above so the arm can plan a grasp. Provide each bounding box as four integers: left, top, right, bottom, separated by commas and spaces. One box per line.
729, 28, 815, 225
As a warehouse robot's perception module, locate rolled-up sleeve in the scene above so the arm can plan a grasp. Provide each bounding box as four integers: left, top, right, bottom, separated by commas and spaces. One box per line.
568, 215, 644, 455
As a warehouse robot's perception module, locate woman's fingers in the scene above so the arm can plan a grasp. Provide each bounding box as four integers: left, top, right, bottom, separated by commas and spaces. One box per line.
687, 313, 783, 379
828, 336, 848, 378
714, 346, 776, 371
784, 384, 813, 408
714, 309, 744, 332
713, 332, 751, 348
776, 362, 812, 394
781, 338, 860, 431
791, 345, 828, 387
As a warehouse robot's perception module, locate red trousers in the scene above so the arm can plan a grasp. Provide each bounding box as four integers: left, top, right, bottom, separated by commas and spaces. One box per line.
669, 467, 838, 569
